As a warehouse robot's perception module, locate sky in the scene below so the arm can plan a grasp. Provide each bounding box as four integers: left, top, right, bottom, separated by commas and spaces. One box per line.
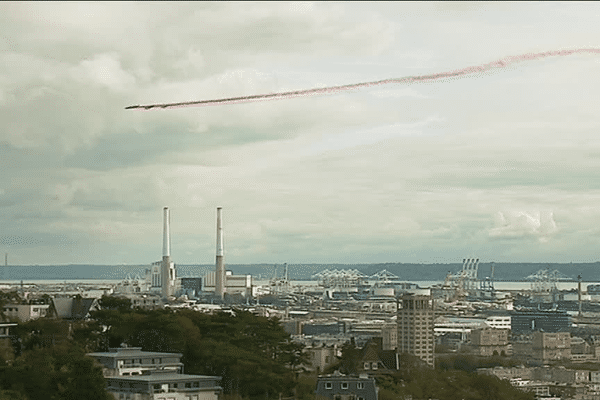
2, 2, 600, 266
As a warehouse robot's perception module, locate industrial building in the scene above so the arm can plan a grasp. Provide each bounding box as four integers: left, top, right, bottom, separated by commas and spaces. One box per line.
510, 309, 571, 334
180, 277, 202, 298
203, 270, 252, 298
136, 206, 254, 301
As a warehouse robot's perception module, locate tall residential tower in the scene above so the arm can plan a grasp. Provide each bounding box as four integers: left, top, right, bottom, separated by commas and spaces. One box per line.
398, 292, 435, 366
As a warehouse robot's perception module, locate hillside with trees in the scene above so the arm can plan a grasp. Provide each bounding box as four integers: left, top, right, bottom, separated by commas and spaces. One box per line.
1, 293, 535, 400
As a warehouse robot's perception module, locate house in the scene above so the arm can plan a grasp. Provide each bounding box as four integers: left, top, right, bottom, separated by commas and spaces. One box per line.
357, 337, 399, 375
2, 303, 50, 322
0, 322, 17, 338
315, 372, 378, 400
0, 322, 17, 364
305, 344, 338, 373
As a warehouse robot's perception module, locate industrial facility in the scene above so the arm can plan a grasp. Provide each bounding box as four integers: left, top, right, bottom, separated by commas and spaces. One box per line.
113, 206, 254, 302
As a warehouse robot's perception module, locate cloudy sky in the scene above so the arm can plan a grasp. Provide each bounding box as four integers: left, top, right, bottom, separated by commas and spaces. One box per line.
2, 2, 600, 266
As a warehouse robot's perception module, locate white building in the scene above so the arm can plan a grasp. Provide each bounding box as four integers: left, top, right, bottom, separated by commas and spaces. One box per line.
3, 303, 50, 322
87, 347, 184, 377
105, 370, 222, 400
486, 316, 511, 330
88, 347, 222, 400
204, 270, 252, 297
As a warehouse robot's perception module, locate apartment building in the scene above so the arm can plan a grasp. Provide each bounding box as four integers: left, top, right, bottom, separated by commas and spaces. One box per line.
532, 331, 571, 364
87, 347, 184, 377
104, 369, 222, 400
397, 293, 434, 366
88, 347, 221, 400
469, 328, 510, 356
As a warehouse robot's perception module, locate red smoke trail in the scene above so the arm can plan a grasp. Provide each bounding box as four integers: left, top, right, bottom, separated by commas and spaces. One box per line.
125, 48, 600, 110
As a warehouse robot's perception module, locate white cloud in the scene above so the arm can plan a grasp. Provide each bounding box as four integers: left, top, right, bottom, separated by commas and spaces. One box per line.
70, 53, 136, 92
489, 211, 558, 241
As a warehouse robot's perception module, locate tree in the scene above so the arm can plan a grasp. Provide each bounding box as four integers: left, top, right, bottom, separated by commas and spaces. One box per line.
0, 344, 112, 400
337, 338, 361, 374
98, 295, 131, 312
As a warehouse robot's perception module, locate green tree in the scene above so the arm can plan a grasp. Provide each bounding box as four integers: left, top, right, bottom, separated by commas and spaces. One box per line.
98, 295, 131, 312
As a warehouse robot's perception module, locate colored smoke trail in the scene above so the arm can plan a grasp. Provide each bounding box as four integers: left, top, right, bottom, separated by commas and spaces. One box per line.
125, 48, 600, 110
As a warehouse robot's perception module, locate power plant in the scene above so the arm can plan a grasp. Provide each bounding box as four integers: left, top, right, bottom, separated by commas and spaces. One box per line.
136, 206, 251, 300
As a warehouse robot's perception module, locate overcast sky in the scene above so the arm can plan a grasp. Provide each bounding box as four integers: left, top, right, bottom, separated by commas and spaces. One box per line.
2, 2, 600, 266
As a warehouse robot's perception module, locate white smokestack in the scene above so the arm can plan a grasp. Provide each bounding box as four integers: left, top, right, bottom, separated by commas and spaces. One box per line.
161, 206, 172, 297
216, 207, 224, 257
215, 207, 225, 299
163, 207, 171, 257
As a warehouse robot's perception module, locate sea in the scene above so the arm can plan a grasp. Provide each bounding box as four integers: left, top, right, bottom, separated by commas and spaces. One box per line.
0, 264, 598, 292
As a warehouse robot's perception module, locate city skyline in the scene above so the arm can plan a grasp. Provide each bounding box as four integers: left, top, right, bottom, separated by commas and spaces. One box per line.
2, 2, 600, 265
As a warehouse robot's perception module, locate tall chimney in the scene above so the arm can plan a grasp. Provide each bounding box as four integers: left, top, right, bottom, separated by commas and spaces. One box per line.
161, 207, 172, 297
578, 274, 583, 317
163, 207, 171, 258
215, 207, 225, 299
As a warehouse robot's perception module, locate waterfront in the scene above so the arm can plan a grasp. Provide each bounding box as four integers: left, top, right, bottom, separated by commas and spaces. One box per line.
2, 278, 599, 293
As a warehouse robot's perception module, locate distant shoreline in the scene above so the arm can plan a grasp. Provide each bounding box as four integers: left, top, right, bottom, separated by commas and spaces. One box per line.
1, 262, 598, 282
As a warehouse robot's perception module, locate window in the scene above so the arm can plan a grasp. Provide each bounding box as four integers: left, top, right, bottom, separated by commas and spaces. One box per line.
185, 382, 192, 388
371, 362, 378, 370
341, 382, 348, 389
357, 383, 364, 389
358, 397, 365, 400
325, 382, 333, 390
363, 362, 370, 370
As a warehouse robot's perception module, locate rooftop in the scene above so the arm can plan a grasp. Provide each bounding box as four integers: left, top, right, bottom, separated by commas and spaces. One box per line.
87, 347, 183, 359
106, 371, 220, 383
